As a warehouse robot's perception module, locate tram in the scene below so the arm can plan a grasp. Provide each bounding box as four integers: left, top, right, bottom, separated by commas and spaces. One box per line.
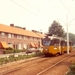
42, 35, 73, 56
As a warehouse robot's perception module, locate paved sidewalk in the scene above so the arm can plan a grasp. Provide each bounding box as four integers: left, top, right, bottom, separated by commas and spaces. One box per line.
0, 52, 26, 58
0, 52, 36, 58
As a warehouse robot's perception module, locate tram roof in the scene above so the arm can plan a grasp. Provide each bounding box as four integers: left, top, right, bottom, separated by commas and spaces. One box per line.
43, 35, 65, 41
48, 36, 61, 40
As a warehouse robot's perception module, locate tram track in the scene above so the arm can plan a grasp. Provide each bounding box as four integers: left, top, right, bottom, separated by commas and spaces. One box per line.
0, 50, 75, 75
0, 56, 52, 75
37, 53, 75, 75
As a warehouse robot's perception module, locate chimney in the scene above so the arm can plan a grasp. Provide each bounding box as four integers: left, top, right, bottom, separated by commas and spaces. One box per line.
32, 30, 36, 32
40, 32, 42, 34
10, 24, 14, 27
23, 27, 26, 30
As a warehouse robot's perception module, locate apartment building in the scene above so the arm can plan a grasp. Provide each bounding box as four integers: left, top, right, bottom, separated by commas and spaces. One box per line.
0, 24, 44, 53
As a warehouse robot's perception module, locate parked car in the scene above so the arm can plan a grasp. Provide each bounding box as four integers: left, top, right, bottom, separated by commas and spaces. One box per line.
26, 48, 39, 53
36, 48, 43, 52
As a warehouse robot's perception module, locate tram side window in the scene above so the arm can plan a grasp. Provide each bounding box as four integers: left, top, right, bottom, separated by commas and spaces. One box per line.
61, 41, 65, 46
71, 42, 73, 46
65, 42, 67, 46
69, 42, 73, 46
52, 39, 59, 46
69, 42, 71, 46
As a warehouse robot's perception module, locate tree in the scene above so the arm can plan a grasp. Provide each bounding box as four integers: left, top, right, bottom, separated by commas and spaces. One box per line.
48, 20, 64, 37
68, 33, 75, 45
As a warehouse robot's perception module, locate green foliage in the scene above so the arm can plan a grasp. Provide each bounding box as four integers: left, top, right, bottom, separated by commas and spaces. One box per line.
69, 63, 75, 72
3, 49, 22, 54
14, 49, 22, 53
0, 58, 5, 65
17, 55, 25, 60
3, 50, 14, 54
66, 62, 75, 75
66, 71, 75, 75
36, 52, 43, 56
63, 33, 75, 45
48, 20, 75, 44
0, 52, 43, 65
22, 48, 27, 52
8, 55, 15, 62
69, 33, 75, 45
3, 57, 9, 64
26, 54, 34, 58
0, 57, 9, 65
6, 47, 13, 50
48, 20, 64, 37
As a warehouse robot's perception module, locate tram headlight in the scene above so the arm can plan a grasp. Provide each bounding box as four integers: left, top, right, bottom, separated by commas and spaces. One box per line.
46, 49, 48, 51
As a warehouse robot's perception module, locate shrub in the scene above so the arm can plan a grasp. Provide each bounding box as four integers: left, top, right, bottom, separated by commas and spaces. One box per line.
66, 62, 75, 75
22, 48, 27, 52
0, 58, 4, 65
14, 49, 22, 53
6, 47, 13, 50
4, 57, 9, 64
3, 50, 14, 54
0, 51, 43, 65
8, 55, 15, 62
69, 64, 75, 73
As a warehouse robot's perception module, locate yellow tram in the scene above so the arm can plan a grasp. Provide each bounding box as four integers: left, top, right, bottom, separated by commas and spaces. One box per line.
42, 35, 73, 56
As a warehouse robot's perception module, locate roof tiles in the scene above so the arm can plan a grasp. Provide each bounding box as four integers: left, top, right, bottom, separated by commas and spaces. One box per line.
0, 24, 42, 38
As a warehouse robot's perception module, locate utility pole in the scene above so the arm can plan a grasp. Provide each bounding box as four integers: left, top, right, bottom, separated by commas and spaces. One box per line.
66, 13, 69, 54
58, 13, 75, 54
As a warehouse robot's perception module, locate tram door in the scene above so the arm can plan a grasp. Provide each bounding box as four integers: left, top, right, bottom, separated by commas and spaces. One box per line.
61, 40, 65, 54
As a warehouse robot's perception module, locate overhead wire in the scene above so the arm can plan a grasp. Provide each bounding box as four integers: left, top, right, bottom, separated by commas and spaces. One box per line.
10, 0, 47, 21
23, 0, 41, 17
23, 0, 52, 23
63, 0, 75, 25
11, 0, 75, 25
23, 0, 39, 11
64, 0, 75, 19
10, 0, 51, 33
23, 0, 75, 24
60, 0, 74, 18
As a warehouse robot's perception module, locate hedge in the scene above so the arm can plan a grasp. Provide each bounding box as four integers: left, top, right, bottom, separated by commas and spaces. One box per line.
3, 49, 22, 54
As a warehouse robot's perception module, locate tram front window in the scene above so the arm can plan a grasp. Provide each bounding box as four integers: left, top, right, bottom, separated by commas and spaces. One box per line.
42, 40, 51, 46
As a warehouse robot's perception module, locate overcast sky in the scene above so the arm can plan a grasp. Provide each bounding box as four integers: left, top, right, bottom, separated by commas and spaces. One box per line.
0, 0, 75, 34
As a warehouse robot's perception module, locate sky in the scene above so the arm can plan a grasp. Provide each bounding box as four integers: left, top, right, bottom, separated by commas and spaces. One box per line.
0, 0, 75, 34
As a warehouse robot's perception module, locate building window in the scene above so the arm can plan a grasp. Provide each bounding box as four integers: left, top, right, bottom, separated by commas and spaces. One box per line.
24, 36, 27, 40
1, 32, 5, 38
20, 35, 22, 39
17, 35, 19, 39
23, 44, 27, 49
34, 38, 37, 41
18, 43, 22, 49
38, 39, 41, 41
30, 37, 33, 40
8, 43, 13, 48
24, 36, 25, 40
17, 35, 22, 39
12, 34, 14, 38
8, 34, 12, 38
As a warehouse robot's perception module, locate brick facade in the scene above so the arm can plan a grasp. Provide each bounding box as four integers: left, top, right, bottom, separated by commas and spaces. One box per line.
0, 24, 44, 53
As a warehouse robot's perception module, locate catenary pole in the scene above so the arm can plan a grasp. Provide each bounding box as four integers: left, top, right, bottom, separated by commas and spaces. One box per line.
66, 13, 69, 54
